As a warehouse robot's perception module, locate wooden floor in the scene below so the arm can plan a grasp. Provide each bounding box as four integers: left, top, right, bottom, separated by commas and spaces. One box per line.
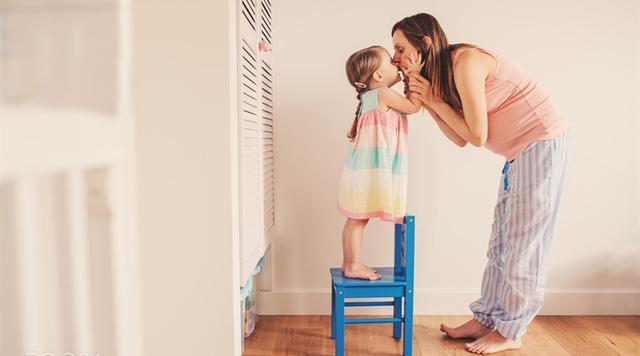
243, 315, 639, 355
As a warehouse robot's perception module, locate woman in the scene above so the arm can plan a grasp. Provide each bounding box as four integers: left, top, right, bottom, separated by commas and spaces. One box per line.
391, 13, 574, 354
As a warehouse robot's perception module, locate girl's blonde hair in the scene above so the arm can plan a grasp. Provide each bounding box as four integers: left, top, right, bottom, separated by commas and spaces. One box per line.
344, 45, 385, 141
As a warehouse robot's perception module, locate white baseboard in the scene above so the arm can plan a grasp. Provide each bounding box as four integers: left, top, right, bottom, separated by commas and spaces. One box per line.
258, 289, 640, 315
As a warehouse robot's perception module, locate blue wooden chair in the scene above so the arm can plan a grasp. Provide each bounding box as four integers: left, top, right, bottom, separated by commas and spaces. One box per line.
330, 215, 415, 356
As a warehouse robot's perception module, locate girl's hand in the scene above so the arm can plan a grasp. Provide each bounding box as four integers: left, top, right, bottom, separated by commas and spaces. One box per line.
407, 71, 439, 106
406, 52, 424, 73
398, 53, 422, 95
400, 56, 422, 95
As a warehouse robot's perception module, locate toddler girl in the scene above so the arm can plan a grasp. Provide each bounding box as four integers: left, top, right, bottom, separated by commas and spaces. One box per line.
338, 46, 422, 280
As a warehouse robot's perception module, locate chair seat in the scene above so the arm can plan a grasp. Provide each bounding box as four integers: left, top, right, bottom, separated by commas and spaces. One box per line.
330, 267, 407, 287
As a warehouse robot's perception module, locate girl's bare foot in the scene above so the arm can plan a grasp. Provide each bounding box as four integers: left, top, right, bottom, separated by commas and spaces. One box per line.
342, 263, 379, 276
343, 263, 381, 280
440, 319, 493, 339
465, 330, 522, 354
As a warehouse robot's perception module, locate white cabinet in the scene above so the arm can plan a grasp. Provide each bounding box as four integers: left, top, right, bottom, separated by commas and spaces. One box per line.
237, 0, 275, 286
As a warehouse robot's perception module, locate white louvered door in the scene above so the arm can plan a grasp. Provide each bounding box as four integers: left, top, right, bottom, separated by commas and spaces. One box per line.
238, 0, 275, 286
259, 0, 275, 240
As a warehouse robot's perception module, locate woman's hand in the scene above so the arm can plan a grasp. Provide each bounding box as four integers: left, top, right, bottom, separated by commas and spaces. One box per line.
407, 71, 439, 106
409, 91, 423, 106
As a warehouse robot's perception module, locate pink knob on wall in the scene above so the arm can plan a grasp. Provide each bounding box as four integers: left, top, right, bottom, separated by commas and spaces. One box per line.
259, 39, 272, 53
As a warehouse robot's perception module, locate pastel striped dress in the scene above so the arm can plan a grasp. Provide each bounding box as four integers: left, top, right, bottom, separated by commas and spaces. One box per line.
337, 87, 408, 223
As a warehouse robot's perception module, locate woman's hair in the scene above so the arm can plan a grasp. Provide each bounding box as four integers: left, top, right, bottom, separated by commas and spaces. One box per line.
344, 45, 385, 141
392, 13, 473, 113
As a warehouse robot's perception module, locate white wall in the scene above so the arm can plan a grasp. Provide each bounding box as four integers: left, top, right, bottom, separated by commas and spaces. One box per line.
132, 0, 240, 355
263, 0, 640, 315
1, 1, 142, 355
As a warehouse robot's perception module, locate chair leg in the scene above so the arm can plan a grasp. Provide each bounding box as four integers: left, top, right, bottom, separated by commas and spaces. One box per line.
393, 297, 402, 339
335, 288, 345, 356
331, 283, 336, 339
403, 291, 414, 355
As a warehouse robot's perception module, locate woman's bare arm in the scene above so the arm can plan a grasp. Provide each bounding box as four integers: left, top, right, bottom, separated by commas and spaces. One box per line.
408, 50, 492, 147
424, 104, 467, 147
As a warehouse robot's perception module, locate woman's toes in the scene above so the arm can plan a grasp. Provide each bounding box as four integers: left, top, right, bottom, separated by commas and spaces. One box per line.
441, 324, 453, 336
465, 342, 474, 350
467, 341, 480, 353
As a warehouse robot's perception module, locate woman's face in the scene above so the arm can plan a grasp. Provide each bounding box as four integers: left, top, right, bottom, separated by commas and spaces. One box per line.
392, 30, 420, 72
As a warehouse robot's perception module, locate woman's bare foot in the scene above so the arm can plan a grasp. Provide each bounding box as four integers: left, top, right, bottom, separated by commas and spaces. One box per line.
440, 319, 493, 339
465, 330, 522, 354
343, 263, 381, 280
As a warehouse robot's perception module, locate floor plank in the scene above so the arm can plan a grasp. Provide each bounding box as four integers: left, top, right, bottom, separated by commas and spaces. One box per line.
243, 315, 640, 355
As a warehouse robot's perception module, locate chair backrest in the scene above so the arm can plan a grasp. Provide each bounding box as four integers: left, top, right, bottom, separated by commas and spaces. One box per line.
393, 215, 415, 287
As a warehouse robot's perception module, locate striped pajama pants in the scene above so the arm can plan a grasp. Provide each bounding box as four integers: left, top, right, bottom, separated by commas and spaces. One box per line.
470, 129, 574, 340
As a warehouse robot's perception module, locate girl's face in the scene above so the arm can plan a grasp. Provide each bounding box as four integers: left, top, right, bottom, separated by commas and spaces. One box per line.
376, 49, 401, 87
392, 30, 420, 72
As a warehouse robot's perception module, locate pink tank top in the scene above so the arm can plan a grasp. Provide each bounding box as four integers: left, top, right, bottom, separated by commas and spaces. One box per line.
452, 47, 570, 160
